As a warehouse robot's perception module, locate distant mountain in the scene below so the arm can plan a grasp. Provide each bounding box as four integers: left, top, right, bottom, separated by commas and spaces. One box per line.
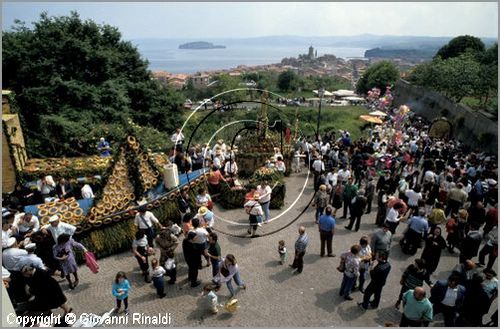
179, 41, 226, 49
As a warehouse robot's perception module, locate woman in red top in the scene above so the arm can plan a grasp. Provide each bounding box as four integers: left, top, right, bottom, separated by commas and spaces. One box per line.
207, 165, 226, 195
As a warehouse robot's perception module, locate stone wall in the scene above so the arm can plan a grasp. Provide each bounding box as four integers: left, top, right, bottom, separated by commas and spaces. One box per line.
393, 79, 498, 154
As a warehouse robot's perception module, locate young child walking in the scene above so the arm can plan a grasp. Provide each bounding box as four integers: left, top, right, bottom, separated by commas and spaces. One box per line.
112, 271, 130, 315
201, 283, 221, 314
150, 258, 166, 298
278, 240, 288, 265
164, 251, 177, 285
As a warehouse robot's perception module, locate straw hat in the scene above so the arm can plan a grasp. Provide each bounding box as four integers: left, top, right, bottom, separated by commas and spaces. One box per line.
198, 206, 209, 215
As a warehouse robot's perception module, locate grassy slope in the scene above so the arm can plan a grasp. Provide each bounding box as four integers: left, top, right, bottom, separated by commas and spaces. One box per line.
179, 105, 370, 146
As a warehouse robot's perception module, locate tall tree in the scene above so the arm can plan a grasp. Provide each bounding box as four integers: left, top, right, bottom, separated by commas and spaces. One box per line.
356, 61, 399, 95
435, 35, 485, 60
2, 12, 183, 157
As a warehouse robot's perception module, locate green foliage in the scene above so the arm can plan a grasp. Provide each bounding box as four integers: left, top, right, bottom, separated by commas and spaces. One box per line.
435, 35, 486, 60
278, 70, 300, 91
211, 74, 247, 104
356, 61, 399, 95
2, 12, 183, 157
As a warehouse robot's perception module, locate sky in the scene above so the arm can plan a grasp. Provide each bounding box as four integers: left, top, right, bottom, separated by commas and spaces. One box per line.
2, 2, 498, 40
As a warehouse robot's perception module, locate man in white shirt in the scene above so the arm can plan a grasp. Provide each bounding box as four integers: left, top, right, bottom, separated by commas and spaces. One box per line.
170, 128, 185, 146
12, 212, 39, 240
326, 169, 338, 192
41, 215, 76, 243
134, 208, 164, 247
81, 183, 95, 199
224, 159, 238, 177
337, 166, 351, 185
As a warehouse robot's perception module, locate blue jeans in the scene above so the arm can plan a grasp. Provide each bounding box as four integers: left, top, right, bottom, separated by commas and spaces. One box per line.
211, 259, 221, 278
261, 202, 270, 221
315, 206, 325, 222
152, 276, 165, 296
339, 274, 357, 298
226, 271, 244, 297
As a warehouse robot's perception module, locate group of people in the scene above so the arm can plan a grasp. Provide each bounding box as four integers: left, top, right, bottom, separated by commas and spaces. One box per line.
2, 210, 86, 318
286, 108, 498, 326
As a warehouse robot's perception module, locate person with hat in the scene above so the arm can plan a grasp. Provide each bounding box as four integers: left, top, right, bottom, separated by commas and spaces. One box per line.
244, 192, 264, 237
134, 208, 164, 248
345, 189, 367, 232
41, 214, 76, 243
17, 243, 46, 271
2, 237, 29, 303
11, 212, 39, 241
197, 206, 214, 228
97, 137, 111, 157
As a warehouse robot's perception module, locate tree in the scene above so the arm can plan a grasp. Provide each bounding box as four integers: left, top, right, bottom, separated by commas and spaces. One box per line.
356, 61, 399, 95
277, 70, 300, 91
2, 12, 183, 157
435, 35, 485, 60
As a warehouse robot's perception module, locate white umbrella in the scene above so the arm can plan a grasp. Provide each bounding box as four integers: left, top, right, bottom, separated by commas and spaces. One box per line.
369, 110, 388, 117
313, 90, 333, 97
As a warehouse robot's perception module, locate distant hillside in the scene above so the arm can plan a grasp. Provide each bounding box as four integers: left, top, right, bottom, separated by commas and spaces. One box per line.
365, 47, 438, 59
179, 41, 226, 49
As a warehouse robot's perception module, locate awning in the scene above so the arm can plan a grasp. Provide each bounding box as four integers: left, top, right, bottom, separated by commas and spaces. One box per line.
359, 115, 384, 124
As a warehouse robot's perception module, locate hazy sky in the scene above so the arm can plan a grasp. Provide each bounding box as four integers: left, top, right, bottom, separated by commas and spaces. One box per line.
2, 2, 498, 39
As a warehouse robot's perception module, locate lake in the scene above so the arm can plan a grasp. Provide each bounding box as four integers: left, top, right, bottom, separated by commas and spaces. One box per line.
132, 39, 367, 73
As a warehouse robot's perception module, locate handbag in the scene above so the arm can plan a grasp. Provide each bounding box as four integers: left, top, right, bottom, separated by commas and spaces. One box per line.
84, 251, 100, 274
220, 265, 230, 277
337, 253, 347, 273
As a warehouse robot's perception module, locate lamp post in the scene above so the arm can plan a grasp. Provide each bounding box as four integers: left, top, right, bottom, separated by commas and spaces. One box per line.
316, 87, 325, 142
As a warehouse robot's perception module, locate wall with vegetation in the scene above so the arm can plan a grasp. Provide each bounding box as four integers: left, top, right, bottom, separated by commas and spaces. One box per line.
393, 79, 498, 153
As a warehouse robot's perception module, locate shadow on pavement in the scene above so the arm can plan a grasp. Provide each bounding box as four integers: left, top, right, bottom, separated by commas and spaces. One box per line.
269, 267, 294, 283
314, 289, 339, 313
264, 260, 282, 268
373, 305, 402, 326
303, 253, 321, 264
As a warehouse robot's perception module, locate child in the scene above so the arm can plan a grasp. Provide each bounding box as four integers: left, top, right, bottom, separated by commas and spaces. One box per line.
201, 283, 221, 314
164, 251, 177, 285
112, 271, 130, 315
150, 258, 166, 298
278, 240, 288, 265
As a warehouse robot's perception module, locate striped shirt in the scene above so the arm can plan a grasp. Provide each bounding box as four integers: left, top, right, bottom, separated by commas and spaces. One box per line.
295, 233, 309, 253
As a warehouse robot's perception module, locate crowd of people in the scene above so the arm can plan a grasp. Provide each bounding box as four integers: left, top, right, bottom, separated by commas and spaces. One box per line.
287, 110, 498, 326
2, 108, 499, 326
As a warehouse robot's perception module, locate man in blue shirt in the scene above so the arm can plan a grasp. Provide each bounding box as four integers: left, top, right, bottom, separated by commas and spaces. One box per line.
318, 206, 336, 257
401, 208, 429, 255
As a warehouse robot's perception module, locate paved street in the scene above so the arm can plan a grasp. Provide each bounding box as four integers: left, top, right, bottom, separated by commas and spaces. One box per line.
63, 172, 497, 327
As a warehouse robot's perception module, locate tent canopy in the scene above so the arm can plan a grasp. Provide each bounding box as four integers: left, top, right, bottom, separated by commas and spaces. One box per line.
369, 110, 388, 117
312, 90, 333, 97
333, 89, 356, 97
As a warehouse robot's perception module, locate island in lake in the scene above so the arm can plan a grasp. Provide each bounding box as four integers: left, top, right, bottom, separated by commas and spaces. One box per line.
179, 41, 226, 49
